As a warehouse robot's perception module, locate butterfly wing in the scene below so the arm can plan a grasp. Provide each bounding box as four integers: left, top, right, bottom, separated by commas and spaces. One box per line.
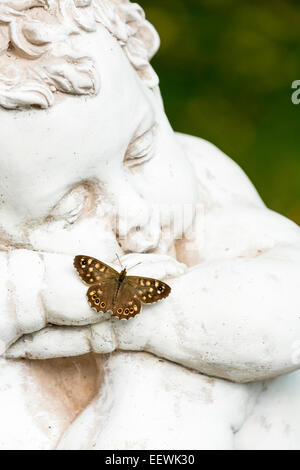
87, 277, 118, 313
74, 255, 120, 313
126, 276, 171, 304
112, 279, 142, 320
74, 255, 118, 286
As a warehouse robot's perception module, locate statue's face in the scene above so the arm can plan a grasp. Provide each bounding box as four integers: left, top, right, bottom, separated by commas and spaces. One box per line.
0, 26, 197, 257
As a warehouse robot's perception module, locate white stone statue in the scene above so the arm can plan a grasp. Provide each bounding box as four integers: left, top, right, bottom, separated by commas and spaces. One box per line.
0, 0, 300, 450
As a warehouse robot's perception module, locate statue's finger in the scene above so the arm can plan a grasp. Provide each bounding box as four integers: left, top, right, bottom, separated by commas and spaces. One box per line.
5, 322, 116, 359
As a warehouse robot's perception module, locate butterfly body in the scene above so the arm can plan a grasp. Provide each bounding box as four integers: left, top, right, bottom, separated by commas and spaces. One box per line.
118, 268, 127, 286
74, 255, 171, 320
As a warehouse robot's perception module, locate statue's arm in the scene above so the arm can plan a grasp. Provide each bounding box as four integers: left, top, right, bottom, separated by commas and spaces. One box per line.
159, 133, 300, 382
6, 242, 300, 383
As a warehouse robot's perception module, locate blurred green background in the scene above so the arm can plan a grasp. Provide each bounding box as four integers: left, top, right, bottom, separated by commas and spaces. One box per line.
141, 0, 300, 225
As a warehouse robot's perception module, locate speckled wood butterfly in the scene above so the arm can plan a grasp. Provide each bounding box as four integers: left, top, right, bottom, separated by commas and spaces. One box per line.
74, 255, 171, 320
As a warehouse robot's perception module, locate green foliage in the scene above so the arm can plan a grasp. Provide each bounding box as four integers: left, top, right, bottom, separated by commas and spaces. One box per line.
142, 0, 300, 224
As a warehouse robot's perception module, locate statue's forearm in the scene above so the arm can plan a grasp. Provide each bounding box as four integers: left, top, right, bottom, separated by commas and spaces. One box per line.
134, 244, 300, 383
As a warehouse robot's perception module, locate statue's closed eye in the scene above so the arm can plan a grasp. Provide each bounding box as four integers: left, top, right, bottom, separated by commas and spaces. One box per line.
48, 184, 95, 225
124, 124, 157, 168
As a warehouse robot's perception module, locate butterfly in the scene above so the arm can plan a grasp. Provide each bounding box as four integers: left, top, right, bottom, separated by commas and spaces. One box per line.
73, 255, 171, 320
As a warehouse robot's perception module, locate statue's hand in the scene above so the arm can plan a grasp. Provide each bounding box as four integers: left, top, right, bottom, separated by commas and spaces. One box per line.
0, 250, 46, 355
3, 251, 186, 358
0, 249, 112, 356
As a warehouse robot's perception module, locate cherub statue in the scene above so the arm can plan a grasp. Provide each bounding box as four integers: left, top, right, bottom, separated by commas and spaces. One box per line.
0, 0, 300, 450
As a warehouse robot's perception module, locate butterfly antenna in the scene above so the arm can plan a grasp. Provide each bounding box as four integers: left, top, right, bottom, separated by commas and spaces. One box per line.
115, 253, 123, 269
128, 261, 142, 272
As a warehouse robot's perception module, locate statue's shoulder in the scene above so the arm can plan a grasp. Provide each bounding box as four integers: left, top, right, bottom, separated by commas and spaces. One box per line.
175, 132, 263, 206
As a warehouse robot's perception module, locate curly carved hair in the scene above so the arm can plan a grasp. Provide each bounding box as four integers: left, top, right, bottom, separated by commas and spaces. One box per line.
0, 0, 160, 109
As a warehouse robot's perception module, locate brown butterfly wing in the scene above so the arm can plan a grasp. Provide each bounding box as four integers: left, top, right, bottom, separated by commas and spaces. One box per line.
86, 278, 118, 313
126, 276, 171, 304
111, 280, 142, 320
74, 255, 118, 286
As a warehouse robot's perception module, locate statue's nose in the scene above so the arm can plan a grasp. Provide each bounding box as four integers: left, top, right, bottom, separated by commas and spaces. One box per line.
107, 177, 162, 252
115, 197, 161, 253
116, 198, 152, 242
